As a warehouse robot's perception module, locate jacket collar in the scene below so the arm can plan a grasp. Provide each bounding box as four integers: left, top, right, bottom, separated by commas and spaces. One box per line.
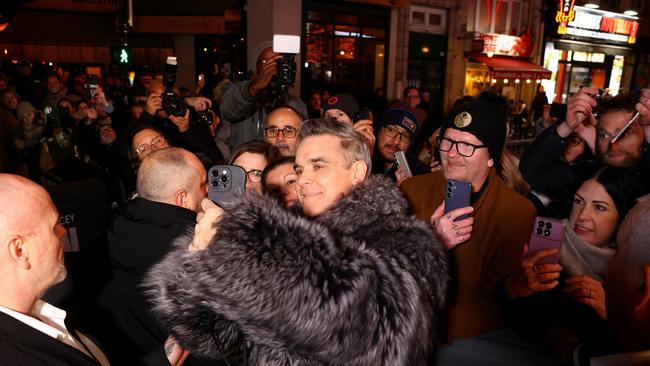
124, 197, 196, 227
315, 175, 408, 235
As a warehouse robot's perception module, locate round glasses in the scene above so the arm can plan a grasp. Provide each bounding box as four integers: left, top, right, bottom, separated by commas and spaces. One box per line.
246, 169, 263, 183
383, 125, 411, 144
438, 137, 487, 157
265, 126, 299, 138
136, 135, 167, 155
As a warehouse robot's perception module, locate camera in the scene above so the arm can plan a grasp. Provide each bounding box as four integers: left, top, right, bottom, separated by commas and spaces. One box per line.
269, 35, 300, 93
162, 56, 187, 117
85, 74, 100, 108
192, 108, 214, 125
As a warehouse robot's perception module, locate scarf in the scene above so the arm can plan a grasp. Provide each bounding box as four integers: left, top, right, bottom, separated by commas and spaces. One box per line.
559, 225, 615, 282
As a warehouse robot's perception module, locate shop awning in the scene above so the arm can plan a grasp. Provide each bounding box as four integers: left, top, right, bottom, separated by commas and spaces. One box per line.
471, 55, 552, 79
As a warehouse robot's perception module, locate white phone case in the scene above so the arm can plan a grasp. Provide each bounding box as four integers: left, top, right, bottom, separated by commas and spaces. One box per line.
395, 151, 412, 178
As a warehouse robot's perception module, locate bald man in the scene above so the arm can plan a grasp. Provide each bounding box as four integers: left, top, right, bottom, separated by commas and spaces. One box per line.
264, 106, 303, 156
220, 46, 308, 151
0, 174, 110, 365
96, 147, 204, 365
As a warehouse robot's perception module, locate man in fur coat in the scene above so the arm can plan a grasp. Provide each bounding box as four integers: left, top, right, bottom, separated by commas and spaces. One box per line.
145, 118, 448, 365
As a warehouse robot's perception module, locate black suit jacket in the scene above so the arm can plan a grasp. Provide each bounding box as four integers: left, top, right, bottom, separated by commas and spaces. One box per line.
0, 311, 101, 366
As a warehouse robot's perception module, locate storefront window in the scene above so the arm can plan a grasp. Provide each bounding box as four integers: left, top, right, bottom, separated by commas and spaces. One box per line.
303, 3, 388, 104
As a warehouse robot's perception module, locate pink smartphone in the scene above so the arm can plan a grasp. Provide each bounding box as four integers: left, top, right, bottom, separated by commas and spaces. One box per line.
526, 216, 566, 265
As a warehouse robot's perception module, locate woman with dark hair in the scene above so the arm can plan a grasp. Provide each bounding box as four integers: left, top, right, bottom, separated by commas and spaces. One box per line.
262, 156, 298, 208
127, 123, 170, 167
503, 166, 646, 364
229, 140, 279, 194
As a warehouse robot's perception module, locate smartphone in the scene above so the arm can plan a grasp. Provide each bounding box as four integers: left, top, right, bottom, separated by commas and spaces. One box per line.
208, 165, 246, 206
394, 151, 412, 178
444, 179, 472, 221
273, 35, 301, 54
526, 216, 566, 265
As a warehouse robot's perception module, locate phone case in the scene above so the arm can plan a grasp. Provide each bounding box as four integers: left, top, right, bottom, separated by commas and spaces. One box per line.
444, 179, 472, 221
208, 165, 246, 206
394, 151, 412, 178
527, 216, 566, 265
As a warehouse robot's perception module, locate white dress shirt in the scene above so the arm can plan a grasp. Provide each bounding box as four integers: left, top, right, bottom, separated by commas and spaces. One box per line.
0, 299, 110, 366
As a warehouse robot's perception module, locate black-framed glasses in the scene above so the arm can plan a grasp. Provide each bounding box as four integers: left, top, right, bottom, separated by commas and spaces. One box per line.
383, 125, 411, 144
246, 169, 263, 183
265, 126, 299, 138
438, 137, 487, 157
136, 135, 166, 155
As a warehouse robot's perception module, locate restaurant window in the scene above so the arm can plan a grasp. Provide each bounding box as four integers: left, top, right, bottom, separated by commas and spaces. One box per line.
474, 0, 526, 36
302, 2, 389, 104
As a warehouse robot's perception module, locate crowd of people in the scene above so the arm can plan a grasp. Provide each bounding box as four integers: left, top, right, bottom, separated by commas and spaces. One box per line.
1, 45, 650, 366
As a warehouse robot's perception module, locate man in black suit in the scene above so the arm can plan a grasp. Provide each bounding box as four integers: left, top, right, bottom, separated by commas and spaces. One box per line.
0, 174, 110, 365
96, 147, 207, 365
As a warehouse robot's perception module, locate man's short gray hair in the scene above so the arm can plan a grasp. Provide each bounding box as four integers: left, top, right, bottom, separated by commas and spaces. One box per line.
298, 117, 372, 177
137, 147, 195, 203
615, 194, 650, 288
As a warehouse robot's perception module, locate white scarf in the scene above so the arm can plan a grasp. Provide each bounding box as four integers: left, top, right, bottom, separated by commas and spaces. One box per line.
559, 225, 615, 282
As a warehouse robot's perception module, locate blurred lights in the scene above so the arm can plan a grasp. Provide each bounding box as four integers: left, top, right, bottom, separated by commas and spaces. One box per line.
203, 48, 207, 52
339, 50, 345, 55
304, 62, 309, 68
526, 79, 531, 84
536, 79, 542, 83
624, 10, 638, 16
515, 79, 520, 84
421, 46, 430, 54
48, 62, 53, 66
492, 79, 497, 84
503, 79, 509, 83
487, 51, 494, 58
3, 49, 6, 55
585, 3, 600, 9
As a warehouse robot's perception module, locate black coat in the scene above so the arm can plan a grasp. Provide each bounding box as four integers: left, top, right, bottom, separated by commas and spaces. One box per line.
0, 311, 102, 366
96, 198, 196, 366
145, 176, 449, 365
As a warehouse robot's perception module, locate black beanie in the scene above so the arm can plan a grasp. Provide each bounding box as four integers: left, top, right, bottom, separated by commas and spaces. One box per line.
440, 100, 507, 161
322, 94, 359, 120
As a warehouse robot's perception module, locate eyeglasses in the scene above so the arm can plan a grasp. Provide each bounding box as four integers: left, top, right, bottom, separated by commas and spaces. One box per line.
383, 125, 411, 144
265, 126, 299, 138
136, 135, 166, 155
246, 169, 263, 183
437, 137, 487, 157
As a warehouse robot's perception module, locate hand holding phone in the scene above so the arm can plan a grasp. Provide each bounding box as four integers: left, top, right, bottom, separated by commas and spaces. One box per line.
526, 216, 566, 265
208, 165, 246, 206
444, 179, 471, 221
394, 151, 412, 178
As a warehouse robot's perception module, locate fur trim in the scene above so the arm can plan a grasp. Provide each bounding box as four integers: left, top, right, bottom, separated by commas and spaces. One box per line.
145, 176, 448, 365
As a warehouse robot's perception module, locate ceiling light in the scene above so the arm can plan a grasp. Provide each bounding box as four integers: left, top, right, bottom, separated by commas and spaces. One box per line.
624, 10, 638, 16
584, 3, 600, 9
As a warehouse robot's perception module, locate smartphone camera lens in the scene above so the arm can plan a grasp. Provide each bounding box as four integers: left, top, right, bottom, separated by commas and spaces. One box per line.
210, 181, 219, 189
538, 220, 544, 227
544, 230, 551, 237
211, 170, 219, 178
447, 187, 453, 193
545, 222, 552, 229
220, 175, 228, 183
446, 193, 452, 198
536, 228, 543, 235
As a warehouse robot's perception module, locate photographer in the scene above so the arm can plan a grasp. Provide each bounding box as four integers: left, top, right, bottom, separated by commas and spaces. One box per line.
220, 45, 308, 151
137, 77, 223, 166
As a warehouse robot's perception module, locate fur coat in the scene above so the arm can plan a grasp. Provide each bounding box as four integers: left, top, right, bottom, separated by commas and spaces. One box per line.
145, 176, 448, 365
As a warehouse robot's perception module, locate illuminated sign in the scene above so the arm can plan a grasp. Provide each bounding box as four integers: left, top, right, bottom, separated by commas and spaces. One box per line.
555, 0, 576, 35
477, 33, 533, 58
560, 6, 638, 44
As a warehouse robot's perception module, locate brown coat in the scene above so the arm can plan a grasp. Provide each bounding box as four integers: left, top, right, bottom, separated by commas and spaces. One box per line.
401, 168, 536, 342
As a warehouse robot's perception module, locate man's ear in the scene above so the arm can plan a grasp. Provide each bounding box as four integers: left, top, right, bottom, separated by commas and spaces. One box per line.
6, 236, 32, 270
351, 161, 368, 186
633, 265, 650, 315
487, 157, 494, 168
175, 189, 187, 208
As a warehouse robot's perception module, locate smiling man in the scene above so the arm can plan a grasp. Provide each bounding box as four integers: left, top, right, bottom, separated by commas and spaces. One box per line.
145, 118, 448, 365
401, 95, 536, 346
